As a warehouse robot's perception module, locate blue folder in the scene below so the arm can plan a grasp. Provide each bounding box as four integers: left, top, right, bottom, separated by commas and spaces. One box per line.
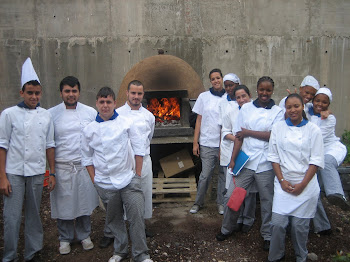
232, 150, 250, 176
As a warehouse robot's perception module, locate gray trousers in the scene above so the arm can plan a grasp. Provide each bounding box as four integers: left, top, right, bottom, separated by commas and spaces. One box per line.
221, 168, 274, 240
312, 196, 331, 233
318, 154, 345, 196
237, 192, 257, 226
194, 146, 225, 206
269, 213, 310, 262
94, 175, 149, 262
57, 215, 91, 242
3, 173, 44, 262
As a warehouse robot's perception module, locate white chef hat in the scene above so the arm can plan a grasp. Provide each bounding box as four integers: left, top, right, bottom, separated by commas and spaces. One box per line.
300, 75, 319, 91
223, 73, 241, 85
315, 87, 332, 102
21, 57, 40, 88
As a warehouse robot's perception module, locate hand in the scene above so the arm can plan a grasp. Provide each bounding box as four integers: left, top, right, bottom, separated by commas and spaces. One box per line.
236, 128, 249, 139
228, 160, 235, 170
290, 183, 306, 196
193, 143, 200, 157
286, 88, 298, 95
320, 110, 331, 120
235, 131, 243, 140
48, 176, 56, 192
280, 179, 294, 193
0, 177, 12, 196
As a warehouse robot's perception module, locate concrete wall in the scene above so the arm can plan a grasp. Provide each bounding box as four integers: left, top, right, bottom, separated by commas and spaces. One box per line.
0, 0, 349, 135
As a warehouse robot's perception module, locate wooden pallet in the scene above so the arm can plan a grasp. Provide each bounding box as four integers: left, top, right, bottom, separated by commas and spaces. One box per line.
152, 172, 197, 203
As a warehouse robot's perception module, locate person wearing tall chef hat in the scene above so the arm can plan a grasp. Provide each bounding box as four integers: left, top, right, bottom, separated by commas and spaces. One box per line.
190, 68, 227, 215
267, 93, 324, 262
309, 87, 349, 211
0, 58, 56, 261
216, 76, 284, 252
216, 73, 240, 215
48, 76, 99, 255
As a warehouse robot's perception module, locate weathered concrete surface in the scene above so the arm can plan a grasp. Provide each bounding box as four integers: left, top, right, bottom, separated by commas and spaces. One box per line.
0, 0, 349, 135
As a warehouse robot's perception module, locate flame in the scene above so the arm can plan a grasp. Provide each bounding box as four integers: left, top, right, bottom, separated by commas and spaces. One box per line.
147, 97, 180, 122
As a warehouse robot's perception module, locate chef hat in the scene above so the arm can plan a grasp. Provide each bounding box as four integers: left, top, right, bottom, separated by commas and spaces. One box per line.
223, 73, 241, 85
315, 87, 332, 102
300, 75, 320, 91
21, 57, 40, 88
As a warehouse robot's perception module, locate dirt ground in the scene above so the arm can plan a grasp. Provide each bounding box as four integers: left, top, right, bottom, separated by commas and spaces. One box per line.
0, 189, 350, 262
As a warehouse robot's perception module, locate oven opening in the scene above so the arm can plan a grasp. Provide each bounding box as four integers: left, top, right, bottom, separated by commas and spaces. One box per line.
147, 97, 181, 127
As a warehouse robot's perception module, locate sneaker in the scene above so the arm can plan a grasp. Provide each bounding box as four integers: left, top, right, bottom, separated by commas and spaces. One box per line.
81, 236, 94, 250
217, 205, 224, 215
241, 224, 252, 233
316, 229, 332, 235
108, 254, 124, 262
232, 223, 243, 232
327, 194, 350, 211
190, 204, 200, 214
99, 236, 114, 248
215, 231, 231, 241
141, 259, 153, 262
59, 241, 71, 255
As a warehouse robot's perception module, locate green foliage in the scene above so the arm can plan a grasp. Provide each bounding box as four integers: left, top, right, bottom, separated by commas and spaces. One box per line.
332, 251, 350, 261
342, 130, 350, 165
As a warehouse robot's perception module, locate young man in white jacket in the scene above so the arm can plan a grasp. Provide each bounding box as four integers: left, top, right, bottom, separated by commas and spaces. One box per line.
81, 87, 152, 262
49, 76, 99, 254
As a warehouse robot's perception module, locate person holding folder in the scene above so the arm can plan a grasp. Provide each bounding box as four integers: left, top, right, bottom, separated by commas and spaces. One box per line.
216, 76, 284, 253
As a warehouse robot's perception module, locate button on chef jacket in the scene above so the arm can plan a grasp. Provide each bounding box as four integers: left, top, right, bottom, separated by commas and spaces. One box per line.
0, 104, 55, 176
192, 91, 226, 148
81, 110, 145, 190
234, 100, 284, 173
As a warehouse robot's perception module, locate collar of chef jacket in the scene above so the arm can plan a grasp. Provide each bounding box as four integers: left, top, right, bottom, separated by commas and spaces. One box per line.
17, 101, 40, 109
252, 98, 275, 109
95, 110, 118, 123
286, 117, 309, 127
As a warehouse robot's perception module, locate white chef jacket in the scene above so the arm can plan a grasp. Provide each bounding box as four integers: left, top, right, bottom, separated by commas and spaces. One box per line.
0, 104, 55, 176
48, 102, 98, 219
309, 113, 347, 166
81, 111, 145, 190
219, 100, 239, 166
268, 119, 324, 218
234, 100, 284, 173
192, 91, 226, 148
116, 102, 155, 156
49, 102, 97, 161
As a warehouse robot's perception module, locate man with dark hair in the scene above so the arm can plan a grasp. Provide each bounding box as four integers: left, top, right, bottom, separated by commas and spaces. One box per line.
82, 87, 153, 262
0, 58, 56, 261
48, 76, 99, 255
117, 80, 155, 236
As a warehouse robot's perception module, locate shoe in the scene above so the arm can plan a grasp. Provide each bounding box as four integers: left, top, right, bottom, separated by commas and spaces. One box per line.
108, 254, 124, 262
59, 241, 71, 255
266, 255, 285, 262
316, 229, 332, 235
190, 204, 200, 214
218, 205, 224, 215
241, 224, 252, 233
232, 223, 243, 232
263, 240, 270, 251
216, 231, 231, 241
25, 251, 42, 261
81, 236, 94, 250
141, 259, 153, 262
99, 236, 114, 248
327, 194, 350, 211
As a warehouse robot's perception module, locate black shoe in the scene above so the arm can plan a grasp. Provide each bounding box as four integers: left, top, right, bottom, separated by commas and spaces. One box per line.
145, 229, 154, 238
266, 255, 285, 262
241, 224, 252, 233
327, 194, 350, 211
99, 236, 114, 248
263, 240, 270, 251
316, 229, 332, 235
25, 251, 42, 262
216, 231, 231, 241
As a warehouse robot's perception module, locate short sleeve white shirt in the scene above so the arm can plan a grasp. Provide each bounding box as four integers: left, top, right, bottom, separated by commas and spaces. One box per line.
192, 91, 226, 147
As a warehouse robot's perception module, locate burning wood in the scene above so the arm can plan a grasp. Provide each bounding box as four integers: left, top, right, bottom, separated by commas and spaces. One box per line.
147, 97, 181, 126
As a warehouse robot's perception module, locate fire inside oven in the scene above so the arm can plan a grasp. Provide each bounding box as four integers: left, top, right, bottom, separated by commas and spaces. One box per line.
147, 97, 181, 127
